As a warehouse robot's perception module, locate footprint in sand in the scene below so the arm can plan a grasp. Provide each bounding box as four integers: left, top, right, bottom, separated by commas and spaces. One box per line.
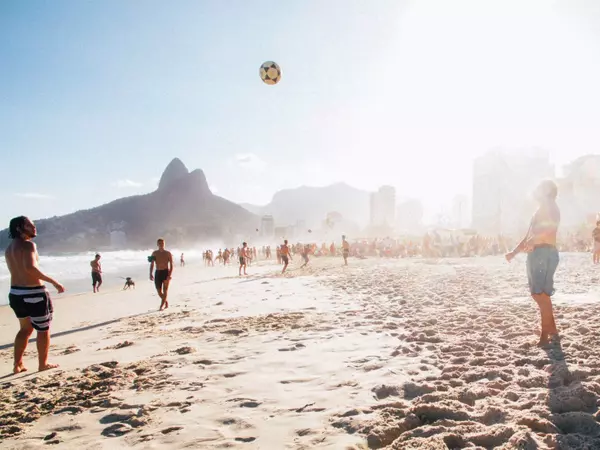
161, 426, 183, 434
102, 423, 133, 437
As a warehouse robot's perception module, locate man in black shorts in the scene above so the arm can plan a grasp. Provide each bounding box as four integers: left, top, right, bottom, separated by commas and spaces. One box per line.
91, 254, 102, 293
149, 238, 174, 311
5, 216, 65, 373
281, 240, 292, 274
239, 242, 248, 276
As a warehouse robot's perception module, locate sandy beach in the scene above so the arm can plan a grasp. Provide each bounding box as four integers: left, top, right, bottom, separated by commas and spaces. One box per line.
1, 254, 600, 449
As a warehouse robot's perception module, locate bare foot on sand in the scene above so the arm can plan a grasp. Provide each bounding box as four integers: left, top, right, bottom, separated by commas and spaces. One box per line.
38, 363, 59, 372
537, 338, 550, 347
13, 363, 28, 374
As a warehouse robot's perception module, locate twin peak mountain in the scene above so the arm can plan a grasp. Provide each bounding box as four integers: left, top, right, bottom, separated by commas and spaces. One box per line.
0, 159, 256, 251
0, 158, 370, 251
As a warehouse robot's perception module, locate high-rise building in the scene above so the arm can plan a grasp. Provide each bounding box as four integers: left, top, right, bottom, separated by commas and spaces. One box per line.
558, 155, 600, 227
370, 186, 396, 227
472, 149, 554, 234
260, 215, 275, 237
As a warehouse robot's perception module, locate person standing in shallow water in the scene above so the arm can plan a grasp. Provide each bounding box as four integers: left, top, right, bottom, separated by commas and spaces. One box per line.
506, 180, 560, 346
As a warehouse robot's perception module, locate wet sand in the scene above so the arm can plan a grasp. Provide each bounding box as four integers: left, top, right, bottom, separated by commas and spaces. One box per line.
0, 254, 599, 449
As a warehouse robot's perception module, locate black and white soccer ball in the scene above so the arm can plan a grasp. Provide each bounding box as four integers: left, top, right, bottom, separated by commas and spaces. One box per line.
259, 61, 281, 85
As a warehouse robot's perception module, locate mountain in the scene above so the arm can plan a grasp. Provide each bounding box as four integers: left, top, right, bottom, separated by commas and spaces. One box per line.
0, 158, 259, 252
242, 183, 370, 228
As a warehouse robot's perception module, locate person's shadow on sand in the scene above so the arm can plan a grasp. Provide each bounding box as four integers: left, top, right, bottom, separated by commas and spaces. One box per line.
543, 340, 600, 448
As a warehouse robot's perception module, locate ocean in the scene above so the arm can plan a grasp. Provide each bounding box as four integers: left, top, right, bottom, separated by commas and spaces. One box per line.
0, 248, 204, 306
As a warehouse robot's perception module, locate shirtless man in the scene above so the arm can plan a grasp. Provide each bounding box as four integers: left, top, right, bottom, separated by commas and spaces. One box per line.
5, 216, 65, 373
281, 240, 292, 274
90, 254, 102, 293
342, 235, 350, 266
180, 253, 185, 267
300, 244, 311, 268
149, 238, 174, 311
223, 248, 231, 265
593, 221, 600, 264
239, 242, 249, 276
506, 180, 560, 346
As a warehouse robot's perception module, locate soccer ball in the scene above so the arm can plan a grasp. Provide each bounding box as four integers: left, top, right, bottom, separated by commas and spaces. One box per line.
259, 61, 281, 85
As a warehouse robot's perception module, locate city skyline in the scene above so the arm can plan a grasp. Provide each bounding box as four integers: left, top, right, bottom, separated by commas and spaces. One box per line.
2, 1, 600, 227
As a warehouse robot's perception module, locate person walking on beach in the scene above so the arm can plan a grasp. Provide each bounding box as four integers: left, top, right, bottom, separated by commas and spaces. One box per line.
239, 242, 249, 276
90, 254, 102, 293
505, 180, 560, 346
180, 253, 185, 267
149, 238, 174, 311
281, 240, 292, 274
5, 216, 65, 373
342, 235, 350, 266
593, 221, 600, 264
300, 244, 310, 268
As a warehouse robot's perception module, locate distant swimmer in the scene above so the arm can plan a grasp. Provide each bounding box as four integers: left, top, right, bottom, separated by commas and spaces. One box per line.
90, 254, 102, 293
342, 235, 350, 266
5, 216, 65, 373
593, 220, 600, 265
180, 253, 185, 267
506, 180, 560, 346
149, 238, 174, 311
239, 242, 249, 276
281, 240, 292, 274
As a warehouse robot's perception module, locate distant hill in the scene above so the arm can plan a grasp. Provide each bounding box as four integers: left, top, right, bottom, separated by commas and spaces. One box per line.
0, 158, 259, 252
241, 183, 370, 228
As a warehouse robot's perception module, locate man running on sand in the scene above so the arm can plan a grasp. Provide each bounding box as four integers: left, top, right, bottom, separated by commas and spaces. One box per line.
281, 240, 292, 274
239, 242, 249, 276
149, 238, 173, 311
91, 254, 102, 293
342, 235, 350, 266
506, 180, 560, 346
5, 216, 65, 373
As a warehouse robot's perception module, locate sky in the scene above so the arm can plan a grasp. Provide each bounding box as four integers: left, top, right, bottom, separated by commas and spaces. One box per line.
1, 0, 600, 226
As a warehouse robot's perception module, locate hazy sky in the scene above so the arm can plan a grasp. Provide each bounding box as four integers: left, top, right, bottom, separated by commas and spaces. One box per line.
1, 0, 599, 226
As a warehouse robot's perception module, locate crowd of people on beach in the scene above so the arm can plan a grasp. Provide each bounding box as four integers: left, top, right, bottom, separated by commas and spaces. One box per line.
3, 180, 600, 374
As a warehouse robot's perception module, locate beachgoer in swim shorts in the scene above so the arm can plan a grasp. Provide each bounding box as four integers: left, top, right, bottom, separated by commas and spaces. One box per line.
149, 238, 173, 311
5, 216, 65, 373
506, 180, 560, 346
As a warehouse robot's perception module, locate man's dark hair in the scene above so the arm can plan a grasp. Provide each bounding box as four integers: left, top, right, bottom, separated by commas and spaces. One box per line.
8, 216, 27, 239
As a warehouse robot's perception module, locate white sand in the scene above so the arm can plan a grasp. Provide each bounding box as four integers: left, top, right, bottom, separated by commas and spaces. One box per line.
1, 254, 599, 449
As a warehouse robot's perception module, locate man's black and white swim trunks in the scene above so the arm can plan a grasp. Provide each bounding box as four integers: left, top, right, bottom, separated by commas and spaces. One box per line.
9, 286, 53, 331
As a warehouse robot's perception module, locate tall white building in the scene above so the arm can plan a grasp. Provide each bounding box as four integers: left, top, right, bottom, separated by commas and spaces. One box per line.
472, 149, 554, 234
558, 155, 600, 227
260, 215, 275, 237
370, 186, 396, 227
